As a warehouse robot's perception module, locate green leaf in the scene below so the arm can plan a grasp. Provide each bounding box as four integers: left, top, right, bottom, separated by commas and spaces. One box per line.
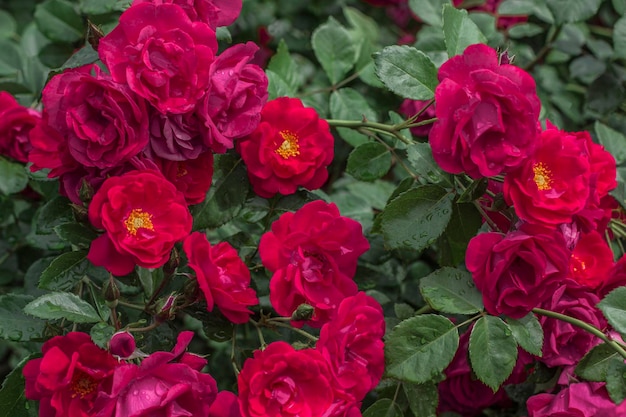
267, 39, 300, 94
507, 23, 546, 39
546, 0, 602, 23
457, 178, 488, 203
498, 0, 554, 23
0, 40, 23, 76
38, 42, 75, 68
35, 0, 84, 43
90, 322, 116, 349
598, 287, 626, 338
0, 11, 17, 39
38, 250, 89, 291
187, 307, 234, 342
469, 316, 518, 391
215, 26, 231, 43
330, 88, 378, 147
362, 399, 403, 417
0, 355, 39, 417
311, 17, 357, 84
606, 355, 626, 404
437, 203, 483, 267
380, 185, 454, 251
192, 154, 248, 230
406, 143, 452, 186
442, 5, 487, 58
24, 292, 101, 323
0, 157, 29, 195
347, 142, 392, 182
137, 267, 155, 297
576, 343, 621, 382
595, 122, 626, 165
266, 70, 293, 101
80, 0, 127, 15
419, 267, 484, 314
614, 0, 626, 15
54, 223, 97, 248
505, 313, 544, 356
0, 294, 46, 342
408, 0, 451, 26
60, 45, 99, 71
343, 6, 379, 43
374, 45, 438, 101
586, 69, 625, 114
385, 314, 459, 383
403, 382, 438, 417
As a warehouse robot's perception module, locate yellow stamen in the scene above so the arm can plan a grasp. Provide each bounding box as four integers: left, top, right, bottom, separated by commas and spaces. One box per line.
70, 370, 98, 399
176, 162, 188, 178
533, 162, 552, 191
275, 130, 300, 159
124, 208, 154, 236
571, 255, 587, 274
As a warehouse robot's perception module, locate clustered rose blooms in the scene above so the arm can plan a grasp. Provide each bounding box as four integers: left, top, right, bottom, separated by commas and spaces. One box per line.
238, 292, 385, 417
259, 200, 370, 327
238, 97, 334, 198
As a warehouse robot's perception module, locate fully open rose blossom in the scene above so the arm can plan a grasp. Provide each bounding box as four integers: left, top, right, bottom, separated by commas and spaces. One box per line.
183, 232, 258, 323
154, 151, 214, 205
429, 44, 540, 178
198, 42, 268, 153
0, 91, 39, 162
466, 224, 570, 318
94, 331, 218, 417
238, 341, 339, 417
98, 2, 217, 114
238, 97, 334, 198
132, 0, 242, 28
23, 332, 119, 417
87, 170, 192, 276
527, 382, 626, 416
316, 292, 385, 402
504, 128, 593, 226
259, 200, 369, 327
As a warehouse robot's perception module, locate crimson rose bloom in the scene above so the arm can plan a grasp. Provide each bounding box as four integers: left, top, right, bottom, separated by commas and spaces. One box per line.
259, 200, 369, 327
504, 128, 592, 226
94, 331, 218, 417
183, 232, 258, 323
317, 292, 385, 402
0, 91, 39, 162
99, 2, 217, 114
147, 109, 207, 161
209, 391, 242, 417
569, 231, 614, 290
429, 44, 540, 178
28, 112, 79, 178
132, 0, 242, 28
154, 151, 214, 205
398, 99, 436, 137
238, 97, 334, 198
538, 281, 606, 367
527, 382, 626, 417
466, 224, 570, 318
88, 170, 192, 276
238, 341, 339, 417
198, 42, 268, 153
23, 332, 119, 417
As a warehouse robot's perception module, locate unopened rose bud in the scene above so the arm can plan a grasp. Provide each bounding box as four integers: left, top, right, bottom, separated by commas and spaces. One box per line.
103, 277, 121, 308
499, 49, 513, 65
155, 294, 178, 322
79, 178, 94, 204
291, 304, 314, 321
163, 247, 180, 277
109, 331, 136, 359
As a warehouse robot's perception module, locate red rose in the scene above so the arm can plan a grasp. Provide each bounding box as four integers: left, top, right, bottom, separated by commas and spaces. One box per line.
132, 0, 242, 28
538, 282, 606, 367
429, 44, 540, 178
147, 109, 207, 161
259, 200, 369, 327
154, 151, 214, 205
398, 99, 436, 137
99, 3, 217, 114
87, 170, 192, 276
238, 341, 338, 417
317, 292, 385, 401
504, 128, 592, 226
209, 391, 242, 417
108, 331, 137, 359
198, 42, 268, 153
238, 97, 334, 198
0, 91, 39, 162
569, 231, 614, 290
599, 256, 626, 297
23, 332, 119, 417
183, 232, 258, 323
527, 382, 626, 417
28, 113, 79, 178
466, 224, 570, 318
94, 331, 218, 417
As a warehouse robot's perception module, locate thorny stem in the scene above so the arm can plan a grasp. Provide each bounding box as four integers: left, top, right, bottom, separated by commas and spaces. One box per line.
231, 327, 240, 376
267, 320, 319, 342
327, 119, 413, 144
301, 72, 362, 97
532, 308, 626, 359
250, 319, 268, 348
126, 320, 161, 333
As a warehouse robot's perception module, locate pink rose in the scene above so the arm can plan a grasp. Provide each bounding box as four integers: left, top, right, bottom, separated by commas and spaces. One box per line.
183, 232, 258, 323
259, 200, 369, 327
429, 44, 540, 178
466, 224, 570, 318
197, 42, 268, 153
0, 91, 39, 162
132, 0, 242, 29
527, 382, 626, 417
99, 3, 217, 114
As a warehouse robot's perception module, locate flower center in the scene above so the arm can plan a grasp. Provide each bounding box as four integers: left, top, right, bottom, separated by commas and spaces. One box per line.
70, 370, 99, 399
532, 162, 552, 191
571, 255, 587, 274
124, 208, 154, 236
176, 162, 188, 178
275, 130, 300, 159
